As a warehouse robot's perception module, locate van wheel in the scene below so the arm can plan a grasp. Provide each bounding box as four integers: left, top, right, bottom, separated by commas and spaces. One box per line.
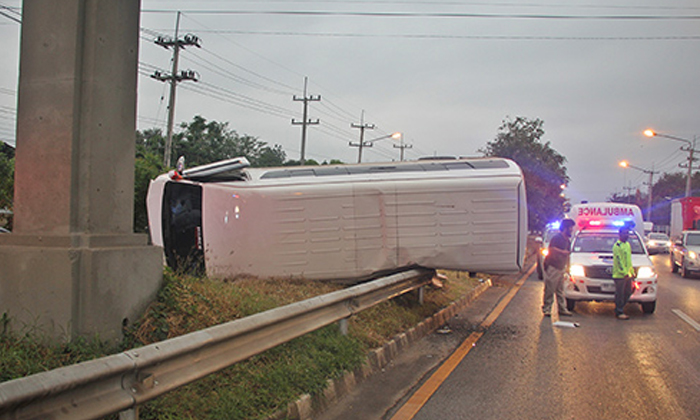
681, 260, 691, 278
642, 301, 656, 314
566, 299, 576, 312
671, 255, 678, 273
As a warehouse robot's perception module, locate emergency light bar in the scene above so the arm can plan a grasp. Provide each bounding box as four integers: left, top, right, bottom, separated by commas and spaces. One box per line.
547, 221, 561, 230
580, 219, 636, 230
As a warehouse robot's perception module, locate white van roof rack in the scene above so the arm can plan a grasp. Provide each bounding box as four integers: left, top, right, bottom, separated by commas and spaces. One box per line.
177, 157, 250, 181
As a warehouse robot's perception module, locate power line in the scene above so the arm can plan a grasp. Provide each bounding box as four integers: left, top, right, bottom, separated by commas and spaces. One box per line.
0, 4, 21, 24
141, 1, 700, 12
141, 9, 700, 20
180, 51, 293, 95
142, 13, 415, 163
185, 30, 700, 41
177, 13, 304, 88
178, 82, 295, 119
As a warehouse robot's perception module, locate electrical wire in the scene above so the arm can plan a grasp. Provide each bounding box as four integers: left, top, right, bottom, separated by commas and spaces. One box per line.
185, 30, 700, 41
142, 9, 700, 20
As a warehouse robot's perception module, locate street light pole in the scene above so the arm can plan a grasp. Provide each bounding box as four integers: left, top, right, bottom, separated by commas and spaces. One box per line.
349, 132, 401, 163
619, 160, 657, 221
644, 129, 697, 197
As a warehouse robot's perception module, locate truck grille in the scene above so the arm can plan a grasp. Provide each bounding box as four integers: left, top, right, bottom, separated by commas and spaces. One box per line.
586, 286, 614, 295
585, 266, 613, 279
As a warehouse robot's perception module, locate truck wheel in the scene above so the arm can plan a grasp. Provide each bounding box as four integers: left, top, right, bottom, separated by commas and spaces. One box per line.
671, 255, 678, 273
642, 301, 656, 314
566, 299, 576, 312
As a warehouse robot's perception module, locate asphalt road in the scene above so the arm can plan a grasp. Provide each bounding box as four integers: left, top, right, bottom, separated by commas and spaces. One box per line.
319, 254, 700, 420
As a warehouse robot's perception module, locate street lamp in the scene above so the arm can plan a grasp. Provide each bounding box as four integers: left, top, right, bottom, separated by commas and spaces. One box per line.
349, 132, 401, 163
619, 160, 656, 221
644, 129, 696, 197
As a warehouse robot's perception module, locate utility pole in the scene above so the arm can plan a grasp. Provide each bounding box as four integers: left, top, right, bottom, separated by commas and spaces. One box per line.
151, 11, 200, 168
679, 137, 698, 197
292, 77, 320, 165
349, 111, 375, 164
645, 165, 656, 222
394, 137, 412, 161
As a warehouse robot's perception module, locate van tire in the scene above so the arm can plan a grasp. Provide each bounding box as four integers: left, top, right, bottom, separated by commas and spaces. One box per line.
642, 301, 656, 314
681, 260, 691, 278
671, 255, 678, 273
566, 299, 576, 312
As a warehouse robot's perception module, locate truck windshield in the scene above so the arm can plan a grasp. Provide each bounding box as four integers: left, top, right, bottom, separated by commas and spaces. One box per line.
573, 232, 645, 254
686, 234, 700, 246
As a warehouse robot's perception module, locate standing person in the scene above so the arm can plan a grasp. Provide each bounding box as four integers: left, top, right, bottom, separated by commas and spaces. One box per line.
612, 227, 635, 320
542, 219, 575, 317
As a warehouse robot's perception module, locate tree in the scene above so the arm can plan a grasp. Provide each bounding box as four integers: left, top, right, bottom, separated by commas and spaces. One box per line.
0, 143, 14, 211
133, 116, 289, 232
137, 116, 287, 169
133, 151, 163, 233
173, 115, 286, 168
480, 117, 569, 231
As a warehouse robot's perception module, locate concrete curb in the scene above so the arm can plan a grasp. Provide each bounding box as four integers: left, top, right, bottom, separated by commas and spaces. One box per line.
278, 278, 493, 420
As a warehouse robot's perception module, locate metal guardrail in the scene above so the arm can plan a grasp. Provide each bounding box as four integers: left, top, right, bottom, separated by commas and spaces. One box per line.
0, 268, 435, 420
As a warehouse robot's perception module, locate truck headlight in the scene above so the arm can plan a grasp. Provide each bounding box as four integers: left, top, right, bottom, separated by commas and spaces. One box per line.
569, 264, 585, 277
637, 266, 655, 279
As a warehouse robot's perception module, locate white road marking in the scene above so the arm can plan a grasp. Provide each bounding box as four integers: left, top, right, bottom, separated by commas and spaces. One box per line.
672, 309, 700, 332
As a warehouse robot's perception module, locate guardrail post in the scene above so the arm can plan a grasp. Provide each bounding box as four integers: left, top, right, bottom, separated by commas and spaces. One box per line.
338, 318, 349, 336
119, 407, 138, 420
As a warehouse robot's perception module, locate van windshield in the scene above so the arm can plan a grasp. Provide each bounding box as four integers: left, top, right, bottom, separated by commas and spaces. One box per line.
573, 232, 645, 254
686, 233, 700, 246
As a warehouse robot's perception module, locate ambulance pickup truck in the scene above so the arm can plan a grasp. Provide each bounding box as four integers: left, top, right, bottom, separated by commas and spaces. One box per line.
564, 203, 658, 314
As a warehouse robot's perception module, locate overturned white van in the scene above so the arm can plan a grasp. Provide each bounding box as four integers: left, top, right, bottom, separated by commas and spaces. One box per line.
147, 157, 528, 282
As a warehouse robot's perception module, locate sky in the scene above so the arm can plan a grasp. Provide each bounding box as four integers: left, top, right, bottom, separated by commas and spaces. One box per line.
1, 0, 699, 205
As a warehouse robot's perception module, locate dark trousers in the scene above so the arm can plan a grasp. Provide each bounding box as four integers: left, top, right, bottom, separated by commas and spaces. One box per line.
614, 277, 633, 315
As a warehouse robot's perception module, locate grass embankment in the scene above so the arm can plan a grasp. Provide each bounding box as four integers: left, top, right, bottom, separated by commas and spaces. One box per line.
1, 269, 482, 419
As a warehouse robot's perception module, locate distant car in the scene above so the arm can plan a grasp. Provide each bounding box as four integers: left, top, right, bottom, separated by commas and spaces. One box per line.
646, 232, 671, 254
536, 224, 560, 280
0, 227, 9, 233
670, 231, 700, 277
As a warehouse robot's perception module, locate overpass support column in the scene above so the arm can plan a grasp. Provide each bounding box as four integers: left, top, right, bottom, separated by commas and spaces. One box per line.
0, 0, 162, 341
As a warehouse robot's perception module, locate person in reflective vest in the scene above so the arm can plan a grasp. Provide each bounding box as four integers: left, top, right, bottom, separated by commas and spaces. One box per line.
612, 227, 635, 320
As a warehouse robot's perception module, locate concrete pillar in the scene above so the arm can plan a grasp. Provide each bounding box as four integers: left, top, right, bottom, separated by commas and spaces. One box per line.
0, 0, 162, 341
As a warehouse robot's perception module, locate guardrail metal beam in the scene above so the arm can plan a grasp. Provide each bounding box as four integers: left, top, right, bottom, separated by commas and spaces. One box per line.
0, 268, 434, 420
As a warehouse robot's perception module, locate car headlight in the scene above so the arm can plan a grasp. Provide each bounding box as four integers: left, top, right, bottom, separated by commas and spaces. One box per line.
637, 266, 655, 279
541, 249, 549, 257
569, 264, 585, 277
690, 251, 698, 260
